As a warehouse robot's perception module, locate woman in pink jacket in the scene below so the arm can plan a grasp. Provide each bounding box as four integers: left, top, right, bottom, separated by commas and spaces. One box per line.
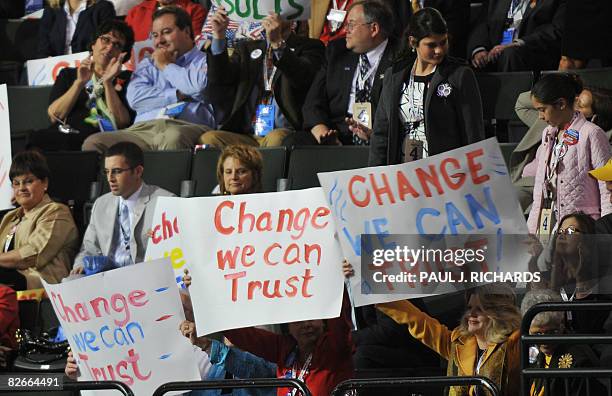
526, 73, 612, 234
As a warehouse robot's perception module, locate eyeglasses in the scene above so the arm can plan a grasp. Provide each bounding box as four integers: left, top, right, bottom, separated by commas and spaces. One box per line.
558, 225, 581, 235
98, 35, 125, 51
345, 21, 373, 32
104, 167, 133, 177
12, 177, 39, 188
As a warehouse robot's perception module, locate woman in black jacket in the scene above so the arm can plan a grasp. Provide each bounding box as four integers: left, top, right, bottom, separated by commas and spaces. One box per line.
37, 0, 116, 58
364, 7, 484, 166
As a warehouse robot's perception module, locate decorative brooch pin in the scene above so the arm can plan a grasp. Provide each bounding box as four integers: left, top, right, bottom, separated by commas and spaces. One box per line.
558, 353, 574, 368
436, 83, 452, 98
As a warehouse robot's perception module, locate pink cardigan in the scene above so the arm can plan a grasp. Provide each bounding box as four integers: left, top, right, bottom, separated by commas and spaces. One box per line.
526, 113, 612, 233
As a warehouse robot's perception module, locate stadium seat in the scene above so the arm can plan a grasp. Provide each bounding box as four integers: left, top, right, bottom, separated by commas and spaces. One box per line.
541, 67, 612, 90
259, 146, 288, 192
45, 151, 100, 233
286, 146, 370, 190
0, 18, 40, 62
191, 147, 222, 196
143, 150, 192, 196
46, 151, 100, 204
7, 85, 52, 134
499, 142, 518, 169
476, 71, 534, 142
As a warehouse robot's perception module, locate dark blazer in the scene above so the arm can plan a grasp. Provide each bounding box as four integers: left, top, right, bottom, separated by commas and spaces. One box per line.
467, 0, 565, 56
206, 34, 324, 134
368, 55, 484, 166
302, 37, 399, 141
37, 0, 116, 58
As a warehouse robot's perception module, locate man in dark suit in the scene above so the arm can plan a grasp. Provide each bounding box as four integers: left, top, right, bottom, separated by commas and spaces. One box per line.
299, 0, 398, 146
200, 7, 324, 148
468, 0, 565, 72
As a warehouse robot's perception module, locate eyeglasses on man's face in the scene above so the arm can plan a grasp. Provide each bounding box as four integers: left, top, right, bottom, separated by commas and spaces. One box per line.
345, 21, 373, 32
104, 167, 133, 177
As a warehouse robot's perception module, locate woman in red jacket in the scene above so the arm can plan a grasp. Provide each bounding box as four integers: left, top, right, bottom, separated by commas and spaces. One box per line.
223, 288, 354, 396
125, 0, 206, 42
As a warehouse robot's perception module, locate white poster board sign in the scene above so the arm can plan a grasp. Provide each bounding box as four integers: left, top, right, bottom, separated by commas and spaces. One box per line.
317, 138, 530, 306
27, 52, 89, 86
211, 0, 311, 21
145, 188, 345, 335
0, 84, 12, 210
42, 258, 200, 396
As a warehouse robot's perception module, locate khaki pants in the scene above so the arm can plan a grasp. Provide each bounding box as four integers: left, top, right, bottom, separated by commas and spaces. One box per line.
82, 119, 210, 153
199, 129, 291, 148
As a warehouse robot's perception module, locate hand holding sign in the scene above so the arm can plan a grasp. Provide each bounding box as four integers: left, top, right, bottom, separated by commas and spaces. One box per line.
65, 351, 79, 380
210, 6, 230, 39
263, 12, 290, 48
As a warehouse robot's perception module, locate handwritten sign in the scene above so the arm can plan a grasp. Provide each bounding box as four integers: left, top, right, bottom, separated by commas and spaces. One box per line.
0, 85, 12, 210
212, 0, 311, 22
317, 138, 529, 306
27, 52, 90, 86
42, 258, 200, 396
145, 188, 345, 335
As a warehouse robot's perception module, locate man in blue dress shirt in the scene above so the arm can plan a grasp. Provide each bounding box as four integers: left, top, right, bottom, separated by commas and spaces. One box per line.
82, 6, 215, 152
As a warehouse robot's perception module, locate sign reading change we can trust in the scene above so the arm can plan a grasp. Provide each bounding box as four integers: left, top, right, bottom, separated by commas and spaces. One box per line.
212, 0, 311, 21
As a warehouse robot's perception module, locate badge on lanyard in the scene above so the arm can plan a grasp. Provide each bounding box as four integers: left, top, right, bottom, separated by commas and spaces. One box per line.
327, 9, 347, 32
501, 27, 515, 45
254, 103, 276, 136
537, 207, 553, 244
98, 117, 115, 132
352, 102, 372, 129
402, 138, 424, 163
158, 101, 187, 119
563, 129, 579, 145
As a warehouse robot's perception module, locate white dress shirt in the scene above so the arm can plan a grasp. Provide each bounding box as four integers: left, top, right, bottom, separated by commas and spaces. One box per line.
63, 0, 87, 54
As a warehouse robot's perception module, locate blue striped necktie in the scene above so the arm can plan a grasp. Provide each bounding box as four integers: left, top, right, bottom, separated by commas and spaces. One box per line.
116, 202, 133, 267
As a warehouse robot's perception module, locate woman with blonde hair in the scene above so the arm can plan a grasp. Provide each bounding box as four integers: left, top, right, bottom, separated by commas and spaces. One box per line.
378, 284, 521, 396
38, 0, 116, 57
216, 145, 263, 196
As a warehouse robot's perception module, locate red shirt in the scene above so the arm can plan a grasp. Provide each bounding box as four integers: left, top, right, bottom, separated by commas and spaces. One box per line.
0, 286, 19, 349
225, 293, 354, 396
125, 0, 207, 42
319, 0, 354, 45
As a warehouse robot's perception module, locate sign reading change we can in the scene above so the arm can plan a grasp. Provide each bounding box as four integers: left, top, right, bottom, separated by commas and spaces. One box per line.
213, 0, 310, 22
